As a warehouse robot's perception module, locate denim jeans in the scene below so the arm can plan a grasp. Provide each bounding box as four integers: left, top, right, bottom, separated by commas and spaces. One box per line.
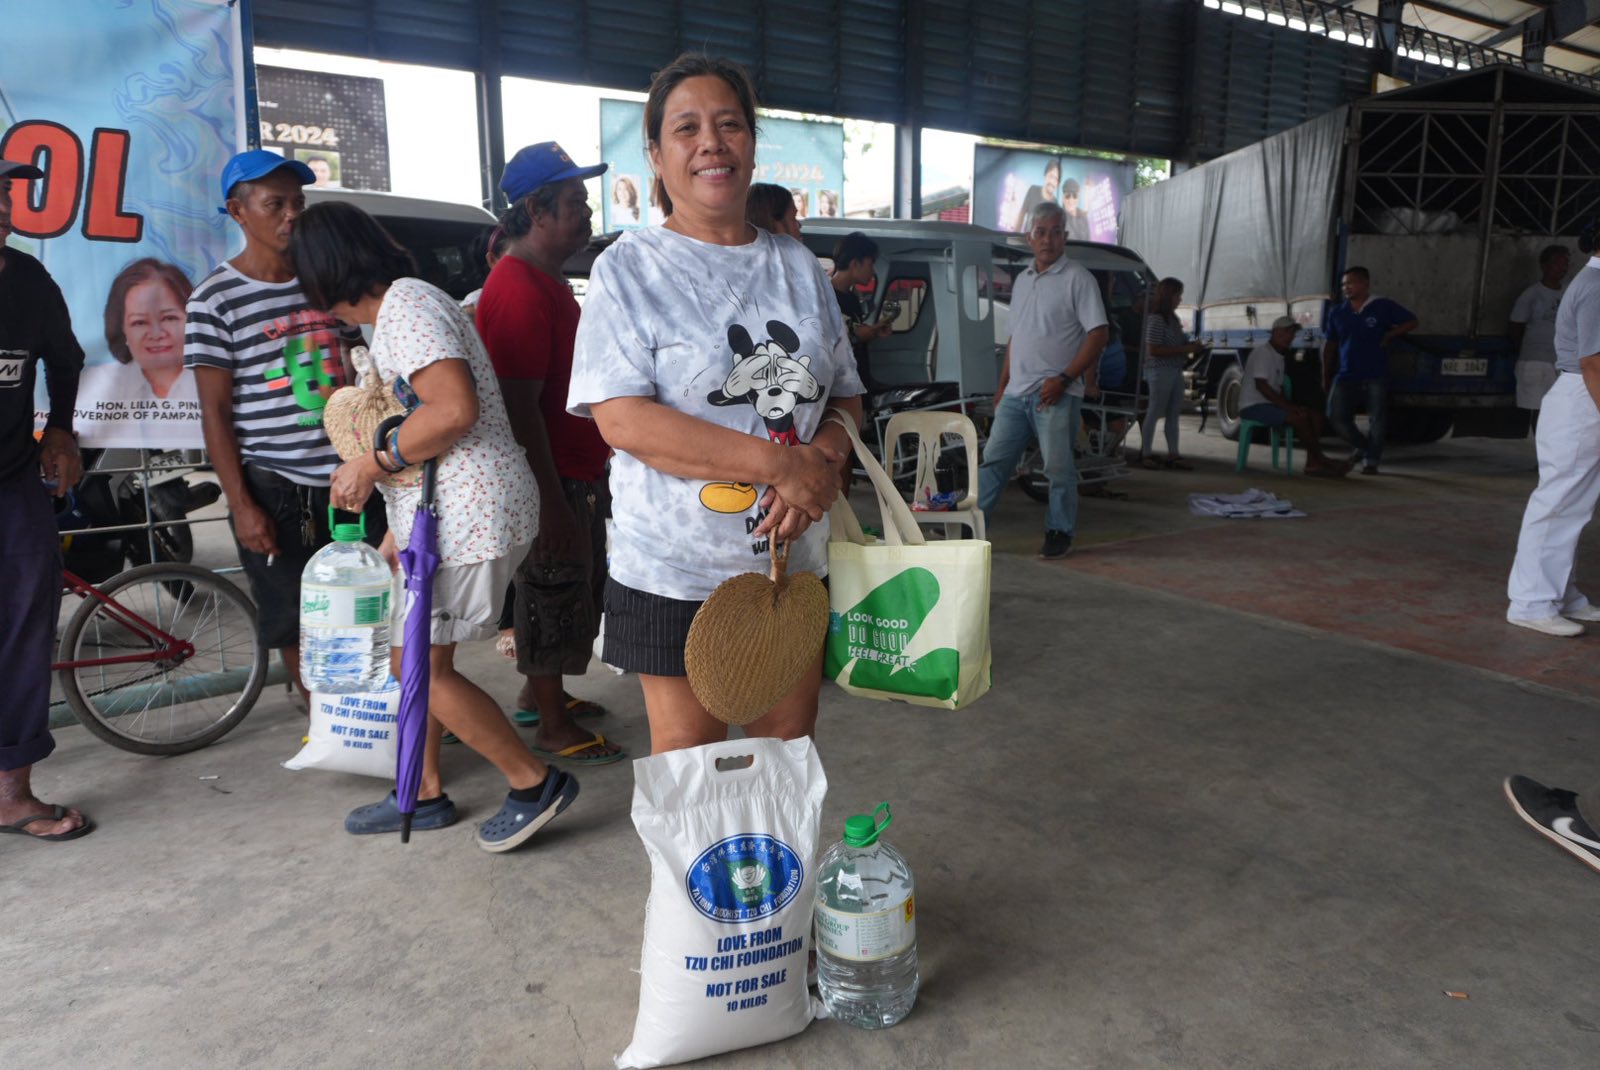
1326, 377, 1388, 465
978, 389, 1081, 534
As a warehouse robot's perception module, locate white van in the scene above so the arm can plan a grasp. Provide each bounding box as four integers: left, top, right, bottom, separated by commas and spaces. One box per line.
797, 217, 1157, 400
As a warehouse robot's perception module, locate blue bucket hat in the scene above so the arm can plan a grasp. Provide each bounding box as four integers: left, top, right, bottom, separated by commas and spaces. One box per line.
500, 142, 607, 204
218, 149, 315, 213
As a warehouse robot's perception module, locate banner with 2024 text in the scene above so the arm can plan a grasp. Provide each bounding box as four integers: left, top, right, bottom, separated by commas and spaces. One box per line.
3, 0, 248, 449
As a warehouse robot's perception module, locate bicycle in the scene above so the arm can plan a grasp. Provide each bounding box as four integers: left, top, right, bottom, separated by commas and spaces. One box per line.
55, 562, 268, 755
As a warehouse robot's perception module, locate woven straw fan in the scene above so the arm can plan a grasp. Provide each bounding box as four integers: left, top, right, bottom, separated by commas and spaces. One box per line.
684, 540, 830, 725
323, 346, 423, 488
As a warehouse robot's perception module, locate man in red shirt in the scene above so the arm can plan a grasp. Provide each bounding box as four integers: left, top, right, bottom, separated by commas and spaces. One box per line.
478, 143, 622, 765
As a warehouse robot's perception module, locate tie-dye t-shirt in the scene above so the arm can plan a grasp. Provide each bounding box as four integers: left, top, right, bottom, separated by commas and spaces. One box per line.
568, 225, 864, 601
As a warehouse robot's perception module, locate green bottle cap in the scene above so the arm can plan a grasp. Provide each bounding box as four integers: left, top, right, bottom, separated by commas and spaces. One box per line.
843, 802, 892, 847
327, 506, 367, 543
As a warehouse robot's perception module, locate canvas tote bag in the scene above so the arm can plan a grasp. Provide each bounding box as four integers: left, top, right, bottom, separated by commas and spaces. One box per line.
821, 412, 991, 709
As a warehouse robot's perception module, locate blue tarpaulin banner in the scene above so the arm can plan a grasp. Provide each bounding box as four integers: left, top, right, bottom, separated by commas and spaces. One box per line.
3, 0, 247, 447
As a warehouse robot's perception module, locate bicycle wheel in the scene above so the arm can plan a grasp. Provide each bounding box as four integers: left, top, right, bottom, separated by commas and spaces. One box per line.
59, 563, 267, 755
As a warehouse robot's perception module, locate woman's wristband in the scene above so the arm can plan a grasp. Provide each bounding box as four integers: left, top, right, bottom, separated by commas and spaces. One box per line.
373, 447, 404, 474
386, 426, 411, 469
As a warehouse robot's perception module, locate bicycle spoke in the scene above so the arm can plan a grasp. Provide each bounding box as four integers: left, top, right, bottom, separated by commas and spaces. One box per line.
63, 568, 265, 752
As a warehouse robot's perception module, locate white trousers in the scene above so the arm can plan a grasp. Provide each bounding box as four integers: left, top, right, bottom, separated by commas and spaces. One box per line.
1507, 373, 1600, 620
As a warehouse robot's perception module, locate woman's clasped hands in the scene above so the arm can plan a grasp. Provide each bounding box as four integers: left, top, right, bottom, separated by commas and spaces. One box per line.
753, 441, 847, 542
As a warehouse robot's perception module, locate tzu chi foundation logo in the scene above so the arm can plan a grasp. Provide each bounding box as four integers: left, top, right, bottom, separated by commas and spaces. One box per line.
687, 834, 804, 923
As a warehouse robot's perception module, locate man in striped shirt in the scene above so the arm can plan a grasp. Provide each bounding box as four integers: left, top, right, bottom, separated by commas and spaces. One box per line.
185, 151, 375, 695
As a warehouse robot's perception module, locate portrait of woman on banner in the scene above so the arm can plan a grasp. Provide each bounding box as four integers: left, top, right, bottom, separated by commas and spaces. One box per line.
83, 258, 199, 405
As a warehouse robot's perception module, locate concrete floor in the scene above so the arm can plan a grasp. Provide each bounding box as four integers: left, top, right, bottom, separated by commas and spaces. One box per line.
7, 419, 1600, 1069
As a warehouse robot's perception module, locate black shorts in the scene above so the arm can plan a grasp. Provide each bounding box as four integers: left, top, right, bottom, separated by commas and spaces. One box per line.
230, 464, 387, 649
602, 571, 827, 678
511, 478, 608, 677
602, 578, 702, 677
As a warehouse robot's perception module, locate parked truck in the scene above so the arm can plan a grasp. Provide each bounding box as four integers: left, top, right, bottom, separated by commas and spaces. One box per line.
1120, 64, 1599, 443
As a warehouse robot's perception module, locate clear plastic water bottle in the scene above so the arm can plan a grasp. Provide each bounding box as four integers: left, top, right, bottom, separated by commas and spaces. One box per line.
299, 510, 392, 693
814, 803, 919, 1029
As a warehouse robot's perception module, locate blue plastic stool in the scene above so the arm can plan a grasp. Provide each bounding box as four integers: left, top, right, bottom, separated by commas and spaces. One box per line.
1234, 377, 1296, 474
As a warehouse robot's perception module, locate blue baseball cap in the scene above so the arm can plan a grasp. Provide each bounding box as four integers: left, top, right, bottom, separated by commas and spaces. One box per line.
218, 149, 315, 210
500, 142, 607, 204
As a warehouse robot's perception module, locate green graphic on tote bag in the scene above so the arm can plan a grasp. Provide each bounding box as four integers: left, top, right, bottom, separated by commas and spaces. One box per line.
826, 567, 960, 701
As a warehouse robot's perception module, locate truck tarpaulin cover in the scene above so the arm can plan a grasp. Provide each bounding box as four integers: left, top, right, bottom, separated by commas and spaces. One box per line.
1119, 106, 1348, 310
2, 0, 246, 449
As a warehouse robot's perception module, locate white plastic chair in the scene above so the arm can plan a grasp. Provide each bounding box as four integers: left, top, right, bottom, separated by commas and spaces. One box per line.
881, 410, 986, 541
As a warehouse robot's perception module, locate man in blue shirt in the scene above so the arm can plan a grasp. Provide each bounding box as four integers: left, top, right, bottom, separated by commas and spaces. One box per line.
1320, 266, 1418, 474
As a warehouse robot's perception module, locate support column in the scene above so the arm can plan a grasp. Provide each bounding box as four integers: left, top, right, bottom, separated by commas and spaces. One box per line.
1375, 0, 1403, 77
894, 124, 922, 220
475, 0, 506, 214
1523, 14, 1549, 72
893, 0, 925, 220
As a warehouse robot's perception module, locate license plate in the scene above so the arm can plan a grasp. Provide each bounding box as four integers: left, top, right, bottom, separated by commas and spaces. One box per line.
1441, 358, 1487, 376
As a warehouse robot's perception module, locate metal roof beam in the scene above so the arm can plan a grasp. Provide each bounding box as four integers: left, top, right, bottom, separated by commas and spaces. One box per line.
1407, 0, 1600, 65
1406, 0, 1516, 33
1481, 0, 1600, 49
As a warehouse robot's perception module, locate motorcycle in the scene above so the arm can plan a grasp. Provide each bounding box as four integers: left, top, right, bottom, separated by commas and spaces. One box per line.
55, 448, 222, 582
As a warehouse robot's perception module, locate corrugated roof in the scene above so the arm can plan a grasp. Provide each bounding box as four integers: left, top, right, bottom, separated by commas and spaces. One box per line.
248, 0, 1600, 164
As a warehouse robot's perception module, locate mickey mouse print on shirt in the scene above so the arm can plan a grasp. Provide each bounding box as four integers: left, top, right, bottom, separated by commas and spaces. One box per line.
567, 224, 865, 602
699, 319, 826, 517
708, 321, 825, 444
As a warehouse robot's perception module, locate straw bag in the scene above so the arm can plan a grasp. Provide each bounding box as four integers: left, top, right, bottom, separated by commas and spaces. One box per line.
821, 412, 991, 710
684, 541, 830, 726
323, 346, 423, 488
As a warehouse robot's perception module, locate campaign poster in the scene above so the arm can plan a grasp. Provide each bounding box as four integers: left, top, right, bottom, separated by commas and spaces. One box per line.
257, 66, 391, 192
598, 99, 845, 232
973, 145, 1134, 242
3, 0, 247, 449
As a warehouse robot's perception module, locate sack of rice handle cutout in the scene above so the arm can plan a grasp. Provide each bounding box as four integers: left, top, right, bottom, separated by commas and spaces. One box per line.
615, 737, 827, 1069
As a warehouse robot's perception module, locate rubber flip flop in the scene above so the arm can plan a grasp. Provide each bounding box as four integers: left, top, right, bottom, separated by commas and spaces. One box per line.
1139, 456, 1163, 470
344, 791, 457, 836
1166, 458, 1195, 471
476, 769, 580, 853
529, 732, 626, 766
513, 694, 607, 728
0, 804, 94, 842
563, 694, 608, 718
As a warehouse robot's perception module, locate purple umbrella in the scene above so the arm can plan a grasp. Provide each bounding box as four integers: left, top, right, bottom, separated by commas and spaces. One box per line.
379, 414, 440, 844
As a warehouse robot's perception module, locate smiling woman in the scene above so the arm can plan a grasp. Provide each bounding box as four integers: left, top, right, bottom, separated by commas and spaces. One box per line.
568, 53, 866, 755
101, 258, 194, 400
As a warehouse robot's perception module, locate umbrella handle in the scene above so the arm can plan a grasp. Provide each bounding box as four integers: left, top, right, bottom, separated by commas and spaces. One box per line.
374, 412, 406, 452
420, 458, 438, 510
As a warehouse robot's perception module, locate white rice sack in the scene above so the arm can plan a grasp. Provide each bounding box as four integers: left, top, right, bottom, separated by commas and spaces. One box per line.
282, 680, 400, 779
616, 737, 827, 1069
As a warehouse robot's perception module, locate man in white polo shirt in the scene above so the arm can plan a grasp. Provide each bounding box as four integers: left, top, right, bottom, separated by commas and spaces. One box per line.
978, 202, 1108, 559
1505, 227, 1600, 637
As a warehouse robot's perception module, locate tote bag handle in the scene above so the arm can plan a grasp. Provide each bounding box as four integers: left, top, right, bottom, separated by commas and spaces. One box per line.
820, 409, 926, 548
